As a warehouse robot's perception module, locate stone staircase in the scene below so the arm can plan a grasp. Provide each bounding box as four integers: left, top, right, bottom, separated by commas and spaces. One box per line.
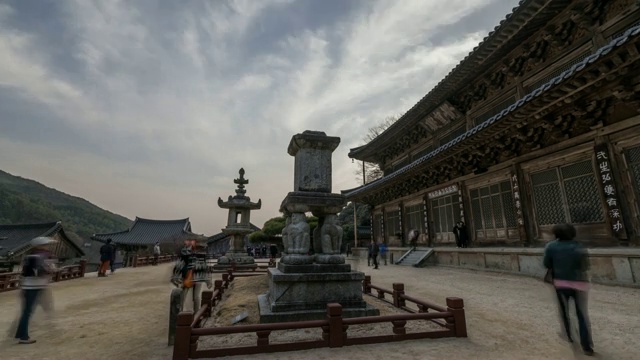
395, 248, 434, 267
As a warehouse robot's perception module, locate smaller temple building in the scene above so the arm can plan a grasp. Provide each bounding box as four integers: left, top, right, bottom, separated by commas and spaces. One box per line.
0, 221, 85, 268
91, 217, 206, 268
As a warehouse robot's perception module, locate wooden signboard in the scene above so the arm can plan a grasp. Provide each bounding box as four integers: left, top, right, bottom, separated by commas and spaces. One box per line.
594, 144, 624, 237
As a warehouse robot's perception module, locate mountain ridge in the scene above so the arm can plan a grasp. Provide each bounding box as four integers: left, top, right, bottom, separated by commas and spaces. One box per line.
0, 169, 132, 240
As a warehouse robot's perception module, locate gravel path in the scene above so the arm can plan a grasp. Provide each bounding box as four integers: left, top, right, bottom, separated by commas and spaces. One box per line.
1, 258, 638, 360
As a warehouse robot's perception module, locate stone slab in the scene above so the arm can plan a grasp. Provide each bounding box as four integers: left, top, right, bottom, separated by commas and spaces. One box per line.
258, 293, 379, 323
277, 262, 351, 273
279, 192, 346, 215
611, 257, 634, 284
265, 268, 367, 312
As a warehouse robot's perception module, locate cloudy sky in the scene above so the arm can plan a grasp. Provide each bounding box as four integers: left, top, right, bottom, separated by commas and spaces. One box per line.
0, 0, 519, 235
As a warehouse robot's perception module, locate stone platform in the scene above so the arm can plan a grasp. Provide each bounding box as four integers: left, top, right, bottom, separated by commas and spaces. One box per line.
258, 266, 379, 323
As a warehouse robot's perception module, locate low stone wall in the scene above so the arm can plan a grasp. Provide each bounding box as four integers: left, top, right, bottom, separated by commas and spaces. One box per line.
432, 247, 640, 287
351, 247, 640, 287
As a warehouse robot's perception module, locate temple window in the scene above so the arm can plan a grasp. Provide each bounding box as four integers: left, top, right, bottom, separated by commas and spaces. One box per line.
626, 146, 640, 197
385, 210, 401, 238
470, 181, 517, 241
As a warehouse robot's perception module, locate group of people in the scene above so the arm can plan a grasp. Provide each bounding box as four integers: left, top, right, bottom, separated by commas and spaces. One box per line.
366, 240, 387, 269
98, 238, 118, 277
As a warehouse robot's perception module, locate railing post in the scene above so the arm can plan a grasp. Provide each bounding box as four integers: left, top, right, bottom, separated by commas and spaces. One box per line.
227, 269, 234, 282
363, 275, 371, 294
53, 269, 61, 282
133, 255, 138, 268
256, 331, 271, 347
79, 259, 87, 277
327, 303, 345, 348
446, 297, 467, 338
173, 311, 194, 360
392, 283, 405, 308
222, 274, 229, 289
214, 280, 223, 300
168, 288, 182, 346
201, 291, 213, 317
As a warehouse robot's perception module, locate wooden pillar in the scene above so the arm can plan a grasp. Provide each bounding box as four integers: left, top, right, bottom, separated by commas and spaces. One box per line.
79, 259, 87, 277
172, 311, 193, 360
424, 194, 435, 247
392, 283, 405, 308
363, 275, 372, 294
327, 303, 345, 348
446, 297, 467, 338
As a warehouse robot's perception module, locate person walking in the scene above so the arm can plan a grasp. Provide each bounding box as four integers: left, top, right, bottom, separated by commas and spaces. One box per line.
408, 229, 419, 250
543, 223, 594, 356
367, 240, 374, 266
153, 242, 161, 266
98, 239, 113, 277
372, 240, 380, 269
379, 242, 388, 265
14, 237, 57, 344
109, 242, 117, 274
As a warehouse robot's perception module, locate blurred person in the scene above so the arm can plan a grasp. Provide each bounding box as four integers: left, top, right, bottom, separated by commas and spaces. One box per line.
13, 237, 57, 344
98, 239, 113, 277
110, 241, 117, 274
452, 222, 468, 248
379, 241, 388, 265
408, 229, 419, 250
367, 240, 374, 266
372, 240, 380, 270
543, 223, 594, 356
177, 239, 202, 312
153, 241, 161, 266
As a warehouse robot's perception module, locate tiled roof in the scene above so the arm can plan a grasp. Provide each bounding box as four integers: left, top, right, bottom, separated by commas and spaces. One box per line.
92, 217, 202, 246
207, 223, 261, 244
344, 24, 640, 199
0, 221, 85, 258
350, 0, 575, 159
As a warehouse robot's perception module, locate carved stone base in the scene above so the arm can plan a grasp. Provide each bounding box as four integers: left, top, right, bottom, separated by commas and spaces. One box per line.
314, 254, 345, 264
258, 267, 379, 323
277, 262, 351, 273
280, 254, 314, 265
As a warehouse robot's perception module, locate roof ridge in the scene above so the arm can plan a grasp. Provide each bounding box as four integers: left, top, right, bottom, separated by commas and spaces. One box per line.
134, 217, 190, 223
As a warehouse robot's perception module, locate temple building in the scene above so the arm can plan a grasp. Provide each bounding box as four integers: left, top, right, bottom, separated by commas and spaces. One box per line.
344, 1, 640, 248
91, 217, 206, 268
0, 221, 85, 263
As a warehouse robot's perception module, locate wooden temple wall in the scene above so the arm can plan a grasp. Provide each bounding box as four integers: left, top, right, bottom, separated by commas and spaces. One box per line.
371, 117, 640, 247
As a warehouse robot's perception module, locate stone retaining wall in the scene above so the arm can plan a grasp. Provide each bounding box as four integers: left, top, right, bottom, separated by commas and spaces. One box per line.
351, 247, 640, 287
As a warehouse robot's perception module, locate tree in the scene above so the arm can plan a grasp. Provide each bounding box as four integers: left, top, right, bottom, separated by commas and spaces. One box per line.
338, 202, 371, 246
354, 116, 400, 184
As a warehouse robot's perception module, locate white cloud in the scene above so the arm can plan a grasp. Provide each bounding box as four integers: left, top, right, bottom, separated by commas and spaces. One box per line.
0, 0, 517, 234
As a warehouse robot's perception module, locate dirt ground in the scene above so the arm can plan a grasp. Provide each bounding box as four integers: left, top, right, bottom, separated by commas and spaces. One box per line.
1, 258, 639, 360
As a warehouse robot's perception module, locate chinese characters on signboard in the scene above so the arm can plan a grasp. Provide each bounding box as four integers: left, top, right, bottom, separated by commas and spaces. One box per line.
510, 173, 525, 226
427, 184, 458, 199
458, 188, 465, 223
594, 144, 624, 236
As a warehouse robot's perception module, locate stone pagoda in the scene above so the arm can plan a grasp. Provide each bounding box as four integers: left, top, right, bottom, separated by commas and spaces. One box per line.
258, 131, 378, 322
215, 168, 261, 268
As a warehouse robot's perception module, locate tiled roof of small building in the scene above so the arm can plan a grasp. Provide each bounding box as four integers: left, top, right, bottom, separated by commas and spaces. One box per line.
0, 221, 85, 258
344, 24, 640, 199
92, 217, 203, 246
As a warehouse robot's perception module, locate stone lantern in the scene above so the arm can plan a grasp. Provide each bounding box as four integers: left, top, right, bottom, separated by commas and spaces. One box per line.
216, 168, 261, 267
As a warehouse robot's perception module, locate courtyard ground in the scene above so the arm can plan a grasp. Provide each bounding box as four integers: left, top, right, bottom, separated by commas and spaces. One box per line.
1, 258, 638, 360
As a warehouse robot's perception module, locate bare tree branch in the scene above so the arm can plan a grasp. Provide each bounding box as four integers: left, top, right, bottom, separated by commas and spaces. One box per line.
354, 115, 400, 185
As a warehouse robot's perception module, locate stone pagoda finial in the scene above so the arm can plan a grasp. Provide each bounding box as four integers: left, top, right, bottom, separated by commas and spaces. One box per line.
234, 168, 249, 197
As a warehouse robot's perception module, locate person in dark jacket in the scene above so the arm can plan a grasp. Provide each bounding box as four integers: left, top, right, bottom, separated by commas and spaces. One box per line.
99, 239, 113, 277
372, 241, 380, 269
452, 222, 469, 248
367, 240, 374, 266
109, 242, 117, 274
14, 237, 57, 344
543, 223, 594, 356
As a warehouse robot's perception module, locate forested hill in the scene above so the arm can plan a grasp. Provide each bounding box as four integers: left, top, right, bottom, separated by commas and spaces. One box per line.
0, 170, 132, 240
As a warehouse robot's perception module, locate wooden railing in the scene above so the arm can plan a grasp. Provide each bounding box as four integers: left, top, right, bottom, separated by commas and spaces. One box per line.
172, 274, 466, 359
125, 254, 176, 268
0, 259, 87, 293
